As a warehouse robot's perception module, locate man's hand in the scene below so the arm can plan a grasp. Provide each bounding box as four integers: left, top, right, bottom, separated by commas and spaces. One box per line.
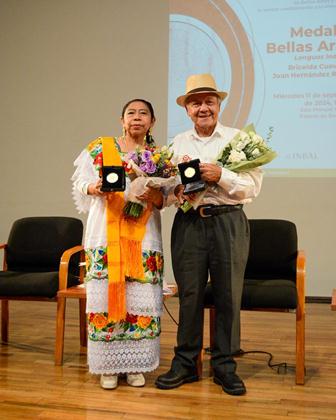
199, 163, 221, 183
174, 184, 197, 205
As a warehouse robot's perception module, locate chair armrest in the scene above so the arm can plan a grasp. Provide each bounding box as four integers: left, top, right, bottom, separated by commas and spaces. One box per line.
58, 245, 85, 290
296, 250, 306, 316
0, 242, 8, 270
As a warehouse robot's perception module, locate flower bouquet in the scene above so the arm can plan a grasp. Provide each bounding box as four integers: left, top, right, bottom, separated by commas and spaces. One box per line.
180, 123, 277, 212
124, 145, 178, 218
216, 123, 276, 171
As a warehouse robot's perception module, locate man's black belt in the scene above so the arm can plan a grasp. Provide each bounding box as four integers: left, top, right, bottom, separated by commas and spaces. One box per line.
185, 204, 243, 218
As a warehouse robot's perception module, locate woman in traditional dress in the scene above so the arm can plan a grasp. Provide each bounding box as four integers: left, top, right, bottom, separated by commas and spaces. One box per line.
72, 99, 164, 389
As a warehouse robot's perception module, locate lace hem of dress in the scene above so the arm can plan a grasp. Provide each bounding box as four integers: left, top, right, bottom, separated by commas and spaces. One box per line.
86, 278, 162, 316
87, 337, 160, 374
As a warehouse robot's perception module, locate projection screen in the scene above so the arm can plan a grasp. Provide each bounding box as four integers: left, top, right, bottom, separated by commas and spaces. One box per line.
168, 0, 336, 176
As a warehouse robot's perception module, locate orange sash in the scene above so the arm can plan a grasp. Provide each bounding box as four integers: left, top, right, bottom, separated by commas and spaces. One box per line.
102, 138, 151, 323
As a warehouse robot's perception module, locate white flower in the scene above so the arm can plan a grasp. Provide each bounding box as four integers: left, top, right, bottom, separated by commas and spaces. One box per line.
236, 139, 249, 151
240, 131, 249, 141
251, 148, 261, 157
251, 134, 264, 144
236, 133, 251, 151
228, 149, 246, 163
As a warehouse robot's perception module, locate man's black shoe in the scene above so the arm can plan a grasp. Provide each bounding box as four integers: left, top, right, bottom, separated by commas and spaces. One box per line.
155, 368, 199, 390
213, 373, 246, 396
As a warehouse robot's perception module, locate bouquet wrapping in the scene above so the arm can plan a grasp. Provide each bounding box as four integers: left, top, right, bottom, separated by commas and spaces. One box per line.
124, 145, 178, 218
216, 123, 276, 171
180, 123, 277, 212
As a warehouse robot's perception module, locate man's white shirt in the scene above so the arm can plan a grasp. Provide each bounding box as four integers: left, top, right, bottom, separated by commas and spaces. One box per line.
170, 122, 263, 205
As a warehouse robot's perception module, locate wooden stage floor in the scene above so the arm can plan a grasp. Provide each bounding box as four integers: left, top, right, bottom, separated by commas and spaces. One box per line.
1, 298, 336, 419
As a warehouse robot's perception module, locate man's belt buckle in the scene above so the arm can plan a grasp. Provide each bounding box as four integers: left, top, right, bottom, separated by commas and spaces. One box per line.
198, 205, 213, 218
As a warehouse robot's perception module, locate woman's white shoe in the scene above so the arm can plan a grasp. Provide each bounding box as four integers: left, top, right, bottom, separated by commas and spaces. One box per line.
126, 373, 145, 387
100, 374, 118, 389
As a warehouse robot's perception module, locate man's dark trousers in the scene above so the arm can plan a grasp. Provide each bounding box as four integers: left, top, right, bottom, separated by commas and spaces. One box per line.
171, 208, 249, 375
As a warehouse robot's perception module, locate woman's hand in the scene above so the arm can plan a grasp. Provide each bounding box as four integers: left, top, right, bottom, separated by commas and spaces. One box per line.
87, 179, 105, 196
136, 186, 163, 209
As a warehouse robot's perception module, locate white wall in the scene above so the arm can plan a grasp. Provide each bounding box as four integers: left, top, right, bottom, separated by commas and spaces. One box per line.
1, 0, 335, 297
0, 0, 168, 237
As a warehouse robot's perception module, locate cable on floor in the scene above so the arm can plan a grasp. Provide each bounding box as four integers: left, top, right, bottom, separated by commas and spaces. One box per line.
205, 347, 291, 374
163, 301, 292, 374
163, 301, 178, 326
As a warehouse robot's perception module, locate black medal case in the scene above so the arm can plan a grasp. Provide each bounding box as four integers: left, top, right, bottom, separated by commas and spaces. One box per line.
178, 158, 206, 195
101, 165, 126, 192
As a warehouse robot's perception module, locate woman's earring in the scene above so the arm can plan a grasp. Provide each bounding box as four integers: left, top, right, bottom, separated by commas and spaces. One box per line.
144, 129, 150, 145
122, 127, 126, 140
146, 128, 153, 146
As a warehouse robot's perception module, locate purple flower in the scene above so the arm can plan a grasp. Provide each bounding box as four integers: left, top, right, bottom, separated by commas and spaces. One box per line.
127, 151, 138, 164
141, 150, 152, 162
140, 160, 156, 174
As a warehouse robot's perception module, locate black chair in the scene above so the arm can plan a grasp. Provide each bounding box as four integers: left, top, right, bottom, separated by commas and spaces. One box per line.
0, 217, 85, 363
201, 219, 306, 385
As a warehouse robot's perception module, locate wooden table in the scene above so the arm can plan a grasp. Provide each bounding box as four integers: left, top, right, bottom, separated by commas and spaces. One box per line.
332, 288, 336, 311
55, 284, 87, 365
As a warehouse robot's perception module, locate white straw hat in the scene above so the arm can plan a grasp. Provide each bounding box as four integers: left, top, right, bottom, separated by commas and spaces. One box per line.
176, 73, 228, 107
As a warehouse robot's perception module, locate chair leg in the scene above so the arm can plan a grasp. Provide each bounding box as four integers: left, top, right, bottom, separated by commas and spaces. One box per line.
296, 309, 305, 385
209, 308, 215, 349
55, 296, 66, 366
79, 298, 87, 353
1, 300, 9, 342
197, 307, 207, 378
197, 348, 203, 377
209, 307, 215, 376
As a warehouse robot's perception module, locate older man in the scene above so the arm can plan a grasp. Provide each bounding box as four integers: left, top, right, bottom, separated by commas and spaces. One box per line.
155, 74, 263, 395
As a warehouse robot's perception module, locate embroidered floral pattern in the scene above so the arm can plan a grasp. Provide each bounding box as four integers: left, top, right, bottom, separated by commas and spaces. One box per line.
87, 138, 104, 173
85, 247, 108, 281
85, 247, 163, 286
143, 250, 163, 285
87, 137, 139, 184
88, 311, 160, 342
